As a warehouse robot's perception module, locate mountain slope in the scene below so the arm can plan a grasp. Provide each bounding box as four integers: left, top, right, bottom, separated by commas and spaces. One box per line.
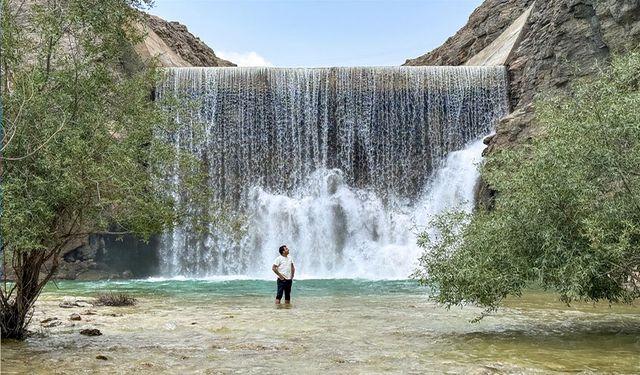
139, 14, 235, 67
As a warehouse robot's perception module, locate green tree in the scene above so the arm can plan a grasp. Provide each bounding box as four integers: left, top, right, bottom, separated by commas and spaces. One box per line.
0, 0, 183, 339
414, 51, 640, 316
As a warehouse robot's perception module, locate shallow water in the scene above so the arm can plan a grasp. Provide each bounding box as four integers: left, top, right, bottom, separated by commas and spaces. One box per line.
2, 280, 639, 374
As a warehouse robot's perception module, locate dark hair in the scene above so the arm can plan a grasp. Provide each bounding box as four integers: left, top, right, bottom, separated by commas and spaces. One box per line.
278, 245, 287, 255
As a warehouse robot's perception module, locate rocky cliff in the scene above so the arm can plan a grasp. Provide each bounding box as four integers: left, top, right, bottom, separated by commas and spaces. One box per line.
137, 14, 236, 67
406, 0, 639, 106
405, 0, 640, 207
405, 0, 536, 67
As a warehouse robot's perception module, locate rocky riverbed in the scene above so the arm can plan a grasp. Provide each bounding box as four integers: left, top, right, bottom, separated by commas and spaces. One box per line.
2, 279, 639, 375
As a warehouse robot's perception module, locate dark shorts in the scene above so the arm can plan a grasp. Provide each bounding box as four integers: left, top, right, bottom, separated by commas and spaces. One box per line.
276, 279, 292, 300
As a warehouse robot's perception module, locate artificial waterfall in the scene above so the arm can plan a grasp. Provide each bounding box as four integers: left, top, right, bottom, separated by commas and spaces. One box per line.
156, 66, 509, 279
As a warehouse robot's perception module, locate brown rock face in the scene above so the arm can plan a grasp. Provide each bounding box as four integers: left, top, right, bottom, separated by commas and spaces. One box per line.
404, 0, 536, 67
405, 0, 640, 205
143, 14, 235, 67
507, 0, 640, 108
406, 0, 640, 108
474, 104, 538, 209
485, 0, 640, 172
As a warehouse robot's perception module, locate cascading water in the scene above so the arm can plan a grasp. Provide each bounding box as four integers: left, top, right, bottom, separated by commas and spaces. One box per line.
156, 66, 509, 279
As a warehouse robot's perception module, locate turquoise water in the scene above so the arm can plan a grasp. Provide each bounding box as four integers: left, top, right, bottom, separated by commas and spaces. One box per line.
2, 279, 639, 375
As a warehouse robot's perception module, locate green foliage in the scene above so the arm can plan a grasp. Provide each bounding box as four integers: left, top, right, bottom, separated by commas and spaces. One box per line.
0, 0, 210, 339
1, 0, 174, 252
415, 51, 640, 315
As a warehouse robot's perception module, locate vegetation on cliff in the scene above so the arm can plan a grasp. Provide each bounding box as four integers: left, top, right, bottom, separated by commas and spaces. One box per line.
415, 51, 640, 315
0, 0, 206, 339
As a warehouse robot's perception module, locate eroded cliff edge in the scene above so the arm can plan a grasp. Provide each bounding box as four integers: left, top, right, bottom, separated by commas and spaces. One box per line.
137, 14, 236, 67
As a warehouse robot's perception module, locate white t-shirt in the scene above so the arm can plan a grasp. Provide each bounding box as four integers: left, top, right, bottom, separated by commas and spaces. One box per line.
273, 255, 294, 279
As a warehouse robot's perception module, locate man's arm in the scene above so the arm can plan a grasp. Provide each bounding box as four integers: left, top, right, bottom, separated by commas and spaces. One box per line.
272, 264, 285, 280
291, 263, 295, 280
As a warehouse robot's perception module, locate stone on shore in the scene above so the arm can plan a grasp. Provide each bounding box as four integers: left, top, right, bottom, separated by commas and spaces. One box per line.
80, 329, 102, 336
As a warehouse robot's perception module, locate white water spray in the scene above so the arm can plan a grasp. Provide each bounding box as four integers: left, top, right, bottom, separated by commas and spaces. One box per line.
156, 67, 508, 279
245, 138, 488, 279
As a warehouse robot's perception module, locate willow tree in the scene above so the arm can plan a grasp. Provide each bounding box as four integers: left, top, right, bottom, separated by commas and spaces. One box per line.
0, 0, 183, 339
415, 51, 640, 315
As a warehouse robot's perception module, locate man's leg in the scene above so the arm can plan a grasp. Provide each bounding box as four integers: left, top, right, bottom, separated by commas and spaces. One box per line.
284, 279, 292, 304
276, 279, 284, 304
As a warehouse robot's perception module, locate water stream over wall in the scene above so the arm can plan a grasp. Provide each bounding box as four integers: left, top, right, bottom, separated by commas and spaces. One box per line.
156, 66, 509, 279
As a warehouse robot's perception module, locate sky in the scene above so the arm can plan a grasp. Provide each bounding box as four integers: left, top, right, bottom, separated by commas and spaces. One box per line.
148, 0, 485, 67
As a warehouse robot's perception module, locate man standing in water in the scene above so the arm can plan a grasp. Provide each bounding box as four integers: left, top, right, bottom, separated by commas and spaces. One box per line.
272, 245, 295, 304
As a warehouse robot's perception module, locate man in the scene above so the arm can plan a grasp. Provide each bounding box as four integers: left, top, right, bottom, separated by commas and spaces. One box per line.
272, 244, 295, 304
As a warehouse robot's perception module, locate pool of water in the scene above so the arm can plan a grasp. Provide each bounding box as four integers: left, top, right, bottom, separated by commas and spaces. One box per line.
2, 279, 639, 374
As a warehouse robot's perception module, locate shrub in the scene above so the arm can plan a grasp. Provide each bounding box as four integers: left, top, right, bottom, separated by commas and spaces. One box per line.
95, 293, 138, 307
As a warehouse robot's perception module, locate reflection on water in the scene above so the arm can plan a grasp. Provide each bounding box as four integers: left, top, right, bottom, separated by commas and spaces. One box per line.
2, 280, 639, 375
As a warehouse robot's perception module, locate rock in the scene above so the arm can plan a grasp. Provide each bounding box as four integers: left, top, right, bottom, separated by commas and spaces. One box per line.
407, 0, 640, 108
482, 104, 538, 157
405, 0, 640, 201
43, 320, 63, 328
404, 0, 537, 67
407, 2, 639, 108
122, 270, 133, 279
41, 317, 63, 328
80, 329, 102, 336
475, 104, 538, 208
62, 296, 76, 304
142, 14, 236, 67
70, 313, 82, 321
60, 297, 94, 308
96, 355, 108, 360
62, 235, 104, 264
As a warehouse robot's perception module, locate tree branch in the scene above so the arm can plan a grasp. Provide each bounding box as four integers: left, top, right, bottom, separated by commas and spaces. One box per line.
0, 113, 67, 161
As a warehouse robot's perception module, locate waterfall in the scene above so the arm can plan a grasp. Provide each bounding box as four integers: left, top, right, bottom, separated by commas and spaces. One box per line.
156, 66, 509, 279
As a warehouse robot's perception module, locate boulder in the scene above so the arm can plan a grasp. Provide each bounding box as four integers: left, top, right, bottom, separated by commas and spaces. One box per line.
59, 296, 94, 308
80, 329, 102, 336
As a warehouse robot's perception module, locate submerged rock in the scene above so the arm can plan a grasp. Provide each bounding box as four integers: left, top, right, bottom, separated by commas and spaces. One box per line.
59, 296, 94, 308
80, 329, 102, 336
69, 313, 82, 321
41, 317, 63, 328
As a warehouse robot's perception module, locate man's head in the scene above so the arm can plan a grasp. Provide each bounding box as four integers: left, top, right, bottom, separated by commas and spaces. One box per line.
279, 245, 289, 256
